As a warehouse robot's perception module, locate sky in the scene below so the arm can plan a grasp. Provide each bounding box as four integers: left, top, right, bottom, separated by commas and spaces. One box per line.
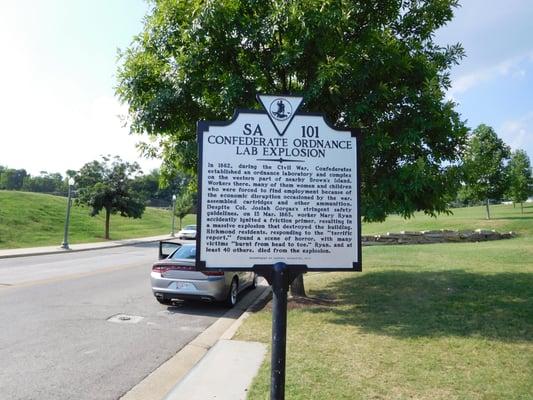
0, 0, 157, 175
436, 0, 533, 157
0, 0, 532, 176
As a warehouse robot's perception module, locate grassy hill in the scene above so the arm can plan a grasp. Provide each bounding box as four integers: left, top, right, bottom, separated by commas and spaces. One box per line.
1, 190, 531, 249
0, 191, 195, 249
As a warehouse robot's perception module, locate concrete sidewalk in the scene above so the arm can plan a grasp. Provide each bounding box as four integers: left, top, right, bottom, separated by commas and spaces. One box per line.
0, 238, 271, 399
122, 285, 271, 400
165, 340, 267, 400
0, 234, 173, 259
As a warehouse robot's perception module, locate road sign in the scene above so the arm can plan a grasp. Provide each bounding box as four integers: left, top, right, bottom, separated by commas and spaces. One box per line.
196, 94, 361, 271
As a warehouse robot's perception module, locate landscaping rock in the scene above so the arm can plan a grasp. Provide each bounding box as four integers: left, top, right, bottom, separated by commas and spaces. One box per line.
361, 229, 516, 246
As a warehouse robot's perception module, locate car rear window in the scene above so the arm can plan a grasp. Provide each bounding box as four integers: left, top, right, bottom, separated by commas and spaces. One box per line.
171, 246, 196, 259
184, 225, 196, 230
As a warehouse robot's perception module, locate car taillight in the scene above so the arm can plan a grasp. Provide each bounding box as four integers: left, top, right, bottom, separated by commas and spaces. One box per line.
201, 271, 224, 276
152, 264, 195, 274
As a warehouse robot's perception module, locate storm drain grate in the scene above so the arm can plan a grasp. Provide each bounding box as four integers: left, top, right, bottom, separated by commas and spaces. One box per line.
107, 314, 144, 324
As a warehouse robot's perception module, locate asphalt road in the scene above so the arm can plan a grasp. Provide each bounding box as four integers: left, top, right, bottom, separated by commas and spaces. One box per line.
0, 244, 229, 400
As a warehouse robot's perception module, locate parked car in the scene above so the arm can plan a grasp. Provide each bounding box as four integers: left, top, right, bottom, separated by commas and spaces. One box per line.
151, 241, 257, 307
176, 224, 197, 240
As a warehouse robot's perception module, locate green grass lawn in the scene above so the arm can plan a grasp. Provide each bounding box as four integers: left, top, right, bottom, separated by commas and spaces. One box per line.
0, 190, 196, 248
362, 203, 533, 236
236, 204, 533, 399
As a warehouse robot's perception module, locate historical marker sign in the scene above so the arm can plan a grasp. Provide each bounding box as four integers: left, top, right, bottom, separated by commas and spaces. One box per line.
196, 95, 361, 271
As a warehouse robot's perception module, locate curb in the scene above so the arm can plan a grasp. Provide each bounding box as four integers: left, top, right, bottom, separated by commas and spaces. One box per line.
0, 236, 173, 260
219, 282, 272, 340
120, 284, 272, 400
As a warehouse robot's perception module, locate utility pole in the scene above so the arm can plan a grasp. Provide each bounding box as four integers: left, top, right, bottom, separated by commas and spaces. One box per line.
61, 177, 75, 249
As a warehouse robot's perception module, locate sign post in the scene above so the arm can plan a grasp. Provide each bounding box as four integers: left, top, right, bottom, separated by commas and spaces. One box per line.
196, 94, 361, 399
271, 262, 289, 399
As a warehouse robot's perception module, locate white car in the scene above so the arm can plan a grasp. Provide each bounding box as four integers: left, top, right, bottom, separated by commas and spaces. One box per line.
151, 242, 257, 307
177, 224, 197, 240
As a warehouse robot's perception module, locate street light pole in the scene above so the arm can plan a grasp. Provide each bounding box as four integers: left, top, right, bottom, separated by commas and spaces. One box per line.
61, 177, 75, 249
170, 194, 177, 237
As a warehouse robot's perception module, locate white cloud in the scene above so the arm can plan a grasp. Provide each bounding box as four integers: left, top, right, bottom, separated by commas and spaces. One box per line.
513, 69, 526, 78
437, 1, 533, 74
449, 51, 533, 97
0, 1, 158, 176
499, 111, 533, 155
0, 75, 160, 175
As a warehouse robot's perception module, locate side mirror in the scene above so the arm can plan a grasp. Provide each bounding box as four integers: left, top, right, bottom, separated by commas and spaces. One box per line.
159, 241, 182, 260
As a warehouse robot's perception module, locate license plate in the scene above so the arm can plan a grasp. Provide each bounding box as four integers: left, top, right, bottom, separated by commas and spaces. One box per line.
168, 281, 194, 290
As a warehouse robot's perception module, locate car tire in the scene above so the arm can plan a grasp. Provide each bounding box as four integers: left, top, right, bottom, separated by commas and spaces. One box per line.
225, 278, 238, 308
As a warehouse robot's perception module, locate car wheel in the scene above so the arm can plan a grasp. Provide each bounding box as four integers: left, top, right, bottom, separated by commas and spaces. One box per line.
157, 298, 173, 305
225, 278, 238, 307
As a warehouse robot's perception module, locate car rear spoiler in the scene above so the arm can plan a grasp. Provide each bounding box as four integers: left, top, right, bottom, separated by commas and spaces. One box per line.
159, 240, 182, 260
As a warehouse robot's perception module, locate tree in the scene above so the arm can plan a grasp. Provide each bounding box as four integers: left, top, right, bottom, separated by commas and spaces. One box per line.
75, 156, 146, 239
117, 0, 467, 294
132, 169, 161, 204
0, 165, 6, 189
174, 192, 195, 230
132, 168, 192, 207
506, 149, 532, 213
0, 168, 27, 190
461, 124, 510, 219
23, 172, 64, 194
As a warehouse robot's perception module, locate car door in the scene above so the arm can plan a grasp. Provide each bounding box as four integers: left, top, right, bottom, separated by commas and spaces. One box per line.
158, 241, 182, 260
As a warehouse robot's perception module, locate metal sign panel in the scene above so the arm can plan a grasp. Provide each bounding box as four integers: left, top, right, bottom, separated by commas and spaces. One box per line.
196, 95, 361, 271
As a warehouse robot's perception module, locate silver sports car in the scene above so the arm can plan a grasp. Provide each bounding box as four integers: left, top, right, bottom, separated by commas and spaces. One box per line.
151, 241, 257, 307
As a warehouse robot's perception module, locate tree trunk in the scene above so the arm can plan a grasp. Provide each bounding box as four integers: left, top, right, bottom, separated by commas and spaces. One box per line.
290, 274, 306, 297
521, 202, 524, 214
485, 198, 491, 220
105, 208, 111, 239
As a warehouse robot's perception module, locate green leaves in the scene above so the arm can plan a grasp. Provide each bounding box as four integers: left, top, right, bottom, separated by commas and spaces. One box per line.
75, 156, 146, 238
174, 191, 195, 220
507, 149, 532, 207
461, 124, 511, 207
117, 0, 467, 222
